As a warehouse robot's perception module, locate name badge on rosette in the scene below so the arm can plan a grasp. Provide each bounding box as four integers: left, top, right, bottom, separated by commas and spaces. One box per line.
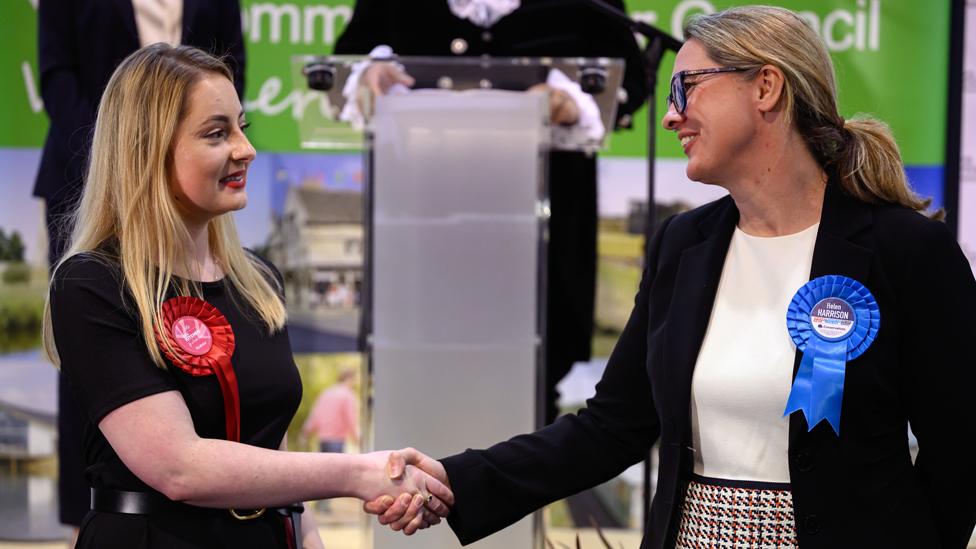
784, 275, 879, 435
155, 296, 240, 441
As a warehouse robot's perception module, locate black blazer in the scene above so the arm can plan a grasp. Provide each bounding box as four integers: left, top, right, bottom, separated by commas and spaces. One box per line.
334, 0, 649, 127
34, 0, 245, 203
441, 181, 976, 548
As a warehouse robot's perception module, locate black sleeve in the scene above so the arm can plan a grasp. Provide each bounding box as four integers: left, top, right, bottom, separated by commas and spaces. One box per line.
900, 221, 976, 548
333, 0, 393, 54
38, 0, 94, 136
439, 215, 671, 545
49, 255, 177, 425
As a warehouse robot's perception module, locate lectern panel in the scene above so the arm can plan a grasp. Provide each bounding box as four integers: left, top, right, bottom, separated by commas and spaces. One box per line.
368, 91, 547, 549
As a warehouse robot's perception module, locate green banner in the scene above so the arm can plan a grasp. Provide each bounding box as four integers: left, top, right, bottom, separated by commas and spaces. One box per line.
626, 0, 949, 165
0, 1, 47, 148
1, 0, 950, 167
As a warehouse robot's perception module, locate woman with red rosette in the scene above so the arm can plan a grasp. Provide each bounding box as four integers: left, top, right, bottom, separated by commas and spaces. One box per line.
42, 44, 451, 549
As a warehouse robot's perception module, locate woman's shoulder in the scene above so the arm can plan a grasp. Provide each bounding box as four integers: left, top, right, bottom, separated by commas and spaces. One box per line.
867, 203, 970, 287
49, 251, 133, 322
870, 203, 953, 250
52, 250, 123, 292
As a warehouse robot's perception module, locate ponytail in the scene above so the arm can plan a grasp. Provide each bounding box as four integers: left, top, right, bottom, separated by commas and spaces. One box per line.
832, 117, 941, 220
795, 107, 939, 219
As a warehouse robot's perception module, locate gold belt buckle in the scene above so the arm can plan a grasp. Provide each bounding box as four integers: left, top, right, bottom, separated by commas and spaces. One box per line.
229, 507, 266, 520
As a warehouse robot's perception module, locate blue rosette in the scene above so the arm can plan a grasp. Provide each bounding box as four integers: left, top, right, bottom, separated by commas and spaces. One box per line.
784, 275, 880, 435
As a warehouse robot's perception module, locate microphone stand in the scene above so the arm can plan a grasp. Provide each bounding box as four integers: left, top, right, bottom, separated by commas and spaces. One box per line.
582, 0, 682, 244
582, 0, 683, 531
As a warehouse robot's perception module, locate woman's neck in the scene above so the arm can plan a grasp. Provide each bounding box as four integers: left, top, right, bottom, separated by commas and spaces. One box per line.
727, 130, 827, 237
176, 220, 223, 282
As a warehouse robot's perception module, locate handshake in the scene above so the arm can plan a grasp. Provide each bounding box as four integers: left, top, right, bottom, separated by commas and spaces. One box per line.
358, 447, 453, 536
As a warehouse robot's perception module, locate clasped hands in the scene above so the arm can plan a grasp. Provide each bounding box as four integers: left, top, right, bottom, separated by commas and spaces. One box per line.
360, 62, 580, 126
359, 448, 451, 535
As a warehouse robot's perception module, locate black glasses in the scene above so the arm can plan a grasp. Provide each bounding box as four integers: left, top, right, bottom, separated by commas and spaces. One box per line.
667, 67, 748, 114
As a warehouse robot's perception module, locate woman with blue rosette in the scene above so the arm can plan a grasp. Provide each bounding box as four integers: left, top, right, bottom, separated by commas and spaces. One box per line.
41, 44, 454, 548
363, 5, 976, 548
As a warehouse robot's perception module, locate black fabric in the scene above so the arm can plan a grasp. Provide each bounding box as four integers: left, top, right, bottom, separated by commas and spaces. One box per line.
37, 1, 246, 525
47, 195, 91, 524
57, 371, 89, 525
49, 252, 302, 548
335, 0, 647, 424
440, 181, 976, 549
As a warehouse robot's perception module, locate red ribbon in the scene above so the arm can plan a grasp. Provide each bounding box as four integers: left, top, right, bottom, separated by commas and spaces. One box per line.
155, 296, 240, 442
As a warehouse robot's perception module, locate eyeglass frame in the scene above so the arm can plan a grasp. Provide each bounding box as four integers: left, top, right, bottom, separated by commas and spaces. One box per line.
666, 67, 749, 114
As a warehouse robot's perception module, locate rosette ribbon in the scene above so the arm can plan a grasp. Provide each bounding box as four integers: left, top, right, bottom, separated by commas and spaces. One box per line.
155, 296, 239, 442
784, 275, 879, 435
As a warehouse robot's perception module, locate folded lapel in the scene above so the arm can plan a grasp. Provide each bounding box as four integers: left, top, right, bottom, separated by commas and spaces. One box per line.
666, 197, 738, 442
789, 181, 874, 438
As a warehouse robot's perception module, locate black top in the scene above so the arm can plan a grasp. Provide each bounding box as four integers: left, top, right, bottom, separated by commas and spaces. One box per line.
49, 251, 302, 548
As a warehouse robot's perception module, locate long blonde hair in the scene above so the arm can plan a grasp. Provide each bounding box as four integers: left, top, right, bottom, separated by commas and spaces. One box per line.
43, 44, 286, 368
684, 6, 938, 217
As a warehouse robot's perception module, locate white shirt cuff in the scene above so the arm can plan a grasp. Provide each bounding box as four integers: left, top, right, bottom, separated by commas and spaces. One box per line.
546, 68, 605, 149
339, 45, 410, 130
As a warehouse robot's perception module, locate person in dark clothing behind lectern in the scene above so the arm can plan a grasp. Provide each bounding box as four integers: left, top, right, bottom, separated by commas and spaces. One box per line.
333, 0, 648, 426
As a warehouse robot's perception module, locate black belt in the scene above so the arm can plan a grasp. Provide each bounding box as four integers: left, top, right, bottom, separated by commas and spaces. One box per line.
91, 488, 304, 545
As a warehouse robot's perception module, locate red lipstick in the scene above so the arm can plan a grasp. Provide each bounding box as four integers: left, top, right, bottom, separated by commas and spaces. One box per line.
220, 170, 246, 189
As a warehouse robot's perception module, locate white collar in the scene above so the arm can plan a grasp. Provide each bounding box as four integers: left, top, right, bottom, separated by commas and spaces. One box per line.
448, 0, 521, 28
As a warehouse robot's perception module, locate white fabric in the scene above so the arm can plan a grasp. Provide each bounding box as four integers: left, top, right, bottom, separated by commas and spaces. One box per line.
447, 0, 520, 27
690, 222, 819, 482
132, 0, 182, 47
339, 49, 605, 145
339, 45, 410, 130
546, 67, 605, 147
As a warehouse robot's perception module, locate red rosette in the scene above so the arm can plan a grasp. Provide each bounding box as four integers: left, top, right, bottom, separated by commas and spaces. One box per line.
155, 296, 240, 442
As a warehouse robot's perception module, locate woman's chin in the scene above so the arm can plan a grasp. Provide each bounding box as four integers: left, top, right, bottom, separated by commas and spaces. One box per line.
226, 194, 248, 212
685, 162, 707, 183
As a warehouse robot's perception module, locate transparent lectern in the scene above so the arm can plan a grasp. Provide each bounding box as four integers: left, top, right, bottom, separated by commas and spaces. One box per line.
294, 56, 624, 549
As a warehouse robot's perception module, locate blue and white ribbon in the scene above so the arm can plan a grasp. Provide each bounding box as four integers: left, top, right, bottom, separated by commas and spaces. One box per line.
784, 275, 880, 435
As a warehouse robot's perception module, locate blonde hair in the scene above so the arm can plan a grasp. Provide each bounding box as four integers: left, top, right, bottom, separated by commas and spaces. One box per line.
43, 44, 286, 368
684, 6, 938, 217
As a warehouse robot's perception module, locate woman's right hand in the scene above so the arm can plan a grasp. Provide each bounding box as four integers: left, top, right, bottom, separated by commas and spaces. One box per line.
356, 450, 453, 534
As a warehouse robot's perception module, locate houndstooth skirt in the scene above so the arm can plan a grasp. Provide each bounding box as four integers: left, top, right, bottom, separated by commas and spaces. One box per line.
675, 474, 798, 549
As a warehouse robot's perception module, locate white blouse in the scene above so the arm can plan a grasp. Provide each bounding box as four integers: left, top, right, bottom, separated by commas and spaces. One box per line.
690, 222, 819, 482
